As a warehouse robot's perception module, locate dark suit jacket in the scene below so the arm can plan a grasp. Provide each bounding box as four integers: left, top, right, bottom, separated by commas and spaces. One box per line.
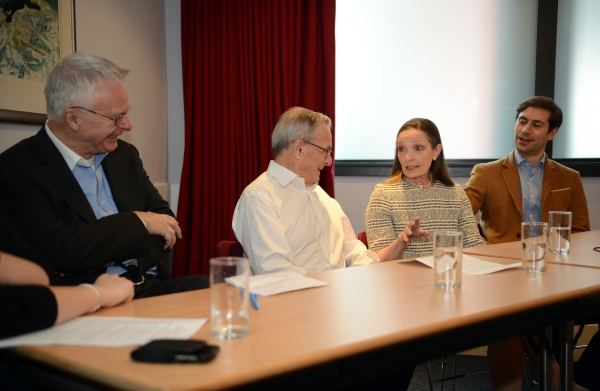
0, 127, 174, 284
0, 210, 60, 285
464, 150, 590, 244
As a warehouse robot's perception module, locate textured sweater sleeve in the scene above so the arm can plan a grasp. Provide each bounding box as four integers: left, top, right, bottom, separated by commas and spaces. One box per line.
365, 185, 397, 253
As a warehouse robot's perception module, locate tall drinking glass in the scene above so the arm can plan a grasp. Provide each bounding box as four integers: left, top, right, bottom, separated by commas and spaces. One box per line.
210, 257, 250, 339
433, 231, 463, 289
521, 222, 548, 273
548, 211, 572, 254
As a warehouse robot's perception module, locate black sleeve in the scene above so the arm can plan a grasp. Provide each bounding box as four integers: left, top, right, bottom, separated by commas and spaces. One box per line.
103, 141, 176, 272
0, 285, 57, 340
0, 212, 59, 285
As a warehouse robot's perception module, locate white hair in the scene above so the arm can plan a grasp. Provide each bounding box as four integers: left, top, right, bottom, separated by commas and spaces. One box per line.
271, 107, 331, 157
44, 52, 129, 119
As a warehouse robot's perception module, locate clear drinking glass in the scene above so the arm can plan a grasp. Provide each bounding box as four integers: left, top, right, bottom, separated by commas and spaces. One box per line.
433, 231, 463, 289
548, 211, 572, 254
521, 222, 548, 272
210, 257, 250, 339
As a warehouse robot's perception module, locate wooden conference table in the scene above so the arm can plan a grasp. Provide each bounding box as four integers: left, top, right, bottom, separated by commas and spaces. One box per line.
9, 232, 600, 391
464, 230, 600, 269
463, 230, 600, 389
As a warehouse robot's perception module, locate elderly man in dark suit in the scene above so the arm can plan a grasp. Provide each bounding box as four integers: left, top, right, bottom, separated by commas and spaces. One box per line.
0, 52, 207, 298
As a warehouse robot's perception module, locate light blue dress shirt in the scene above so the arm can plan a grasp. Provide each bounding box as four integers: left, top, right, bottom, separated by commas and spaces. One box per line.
72, 155, 118, 219
514, 150, 545, 223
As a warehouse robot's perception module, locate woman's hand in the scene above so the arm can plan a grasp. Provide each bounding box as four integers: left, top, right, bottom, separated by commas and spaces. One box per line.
399, 216, 430, 243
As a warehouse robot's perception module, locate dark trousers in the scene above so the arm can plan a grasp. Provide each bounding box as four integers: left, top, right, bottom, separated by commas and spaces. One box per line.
574, 330, 600, 391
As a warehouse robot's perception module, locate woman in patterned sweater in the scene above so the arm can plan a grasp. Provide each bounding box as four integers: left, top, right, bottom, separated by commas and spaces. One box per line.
365, 118, 484, 261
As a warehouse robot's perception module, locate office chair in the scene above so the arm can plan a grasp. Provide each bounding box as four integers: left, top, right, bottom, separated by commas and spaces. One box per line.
427, 354, 489, 391
358, 231, 368, 248
216, 240, 244, 257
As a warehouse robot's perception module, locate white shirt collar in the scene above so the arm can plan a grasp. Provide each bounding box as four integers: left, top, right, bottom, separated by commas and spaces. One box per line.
267, 160, 316, 190
45, 122, 105, 170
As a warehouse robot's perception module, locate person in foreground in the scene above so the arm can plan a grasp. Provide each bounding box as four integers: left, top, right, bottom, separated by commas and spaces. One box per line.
464, 96, 591, 391
0, 251, 134, 340
365, 118, 485, 260
233, 106, 379, 275
0, 209, 132, 390
0, 52, 208, 298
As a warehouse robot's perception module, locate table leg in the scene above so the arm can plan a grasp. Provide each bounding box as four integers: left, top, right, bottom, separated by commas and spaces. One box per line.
539, 327, 552, 391
560, 320, 574, 391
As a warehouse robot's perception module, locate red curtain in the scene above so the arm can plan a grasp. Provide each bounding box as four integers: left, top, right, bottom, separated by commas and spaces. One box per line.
173, 0, 336, 277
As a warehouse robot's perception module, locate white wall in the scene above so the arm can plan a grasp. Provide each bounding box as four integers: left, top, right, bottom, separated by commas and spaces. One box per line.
165, 0, 185, 212
554, 0, 600, 158
75, 0, 169, 198
336, 176, 600, 234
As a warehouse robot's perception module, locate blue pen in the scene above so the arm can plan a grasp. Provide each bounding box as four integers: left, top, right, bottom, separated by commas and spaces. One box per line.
250, 292, 260, 310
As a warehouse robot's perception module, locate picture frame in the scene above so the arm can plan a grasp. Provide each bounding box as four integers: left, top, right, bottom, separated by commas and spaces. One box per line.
0, 0, 75, 125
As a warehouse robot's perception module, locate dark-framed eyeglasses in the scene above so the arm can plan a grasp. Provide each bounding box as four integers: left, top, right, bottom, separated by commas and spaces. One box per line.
303, 140, 333, 157
71, 106, 127, 127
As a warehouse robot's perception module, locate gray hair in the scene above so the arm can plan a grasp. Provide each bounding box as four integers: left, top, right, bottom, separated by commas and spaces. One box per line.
271, 107, 331, 157
45, 52, 130, 119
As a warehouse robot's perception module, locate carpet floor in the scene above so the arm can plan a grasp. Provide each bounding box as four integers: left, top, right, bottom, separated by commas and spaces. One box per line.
407, 354, 535, 391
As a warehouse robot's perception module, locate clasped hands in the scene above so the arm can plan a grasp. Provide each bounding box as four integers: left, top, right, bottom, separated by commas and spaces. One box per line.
133, 211, 182, 250
399, 216, 429, 244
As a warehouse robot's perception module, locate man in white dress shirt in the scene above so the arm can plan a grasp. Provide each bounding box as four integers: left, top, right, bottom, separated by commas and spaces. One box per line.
232, 107, 379, 275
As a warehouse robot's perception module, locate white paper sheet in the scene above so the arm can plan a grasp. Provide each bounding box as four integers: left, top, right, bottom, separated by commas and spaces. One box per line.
227, 271, 329, 296
413, 254, 521, 275
0, 317, 206, 348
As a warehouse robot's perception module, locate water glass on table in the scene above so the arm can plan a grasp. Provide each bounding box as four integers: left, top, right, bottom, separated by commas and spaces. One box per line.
210, 257, 250, 339
548, 211, 572, 254
521, 222, 548, 273
433, 231, 463, 289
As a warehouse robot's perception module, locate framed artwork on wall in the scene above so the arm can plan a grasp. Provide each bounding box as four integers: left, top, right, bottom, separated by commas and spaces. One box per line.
0, 0, 74, 124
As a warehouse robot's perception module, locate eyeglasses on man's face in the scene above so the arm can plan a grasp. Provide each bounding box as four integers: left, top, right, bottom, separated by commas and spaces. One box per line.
303, 140, 333, 157
71, 106, 127, 127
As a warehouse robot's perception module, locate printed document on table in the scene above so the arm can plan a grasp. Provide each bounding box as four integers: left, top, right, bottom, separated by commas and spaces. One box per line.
0, 317, 206, 348
412, 254, 521, 275
227, 271, 329, 296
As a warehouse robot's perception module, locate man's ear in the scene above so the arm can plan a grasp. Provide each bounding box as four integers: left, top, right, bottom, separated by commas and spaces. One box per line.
64, 107, 81, 131
547, 127, 559, 141
292, 139, 304, 159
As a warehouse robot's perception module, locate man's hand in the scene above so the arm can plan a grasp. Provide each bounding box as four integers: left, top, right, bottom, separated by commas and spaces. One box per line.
133, 211, 182, 250
93, 274, 134, 308
399, 216, 430, 243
